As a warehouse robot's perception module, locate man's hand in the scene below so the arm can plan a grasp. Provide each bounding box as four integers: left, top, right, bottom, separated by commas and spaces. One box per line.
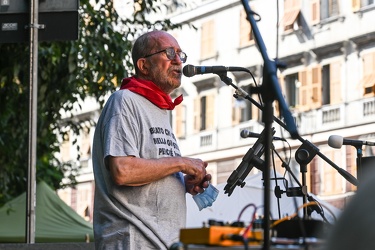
185, 173, 212, 195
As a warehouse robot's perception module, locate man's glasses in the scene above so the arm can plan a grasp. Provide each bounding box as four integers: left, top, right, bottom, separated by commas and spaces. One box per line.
144, 47, 187, 63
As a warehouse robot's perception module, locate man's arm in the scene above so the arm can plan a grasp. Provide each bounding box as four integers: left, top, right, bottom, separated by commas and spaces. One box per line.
107, 155, 209, 194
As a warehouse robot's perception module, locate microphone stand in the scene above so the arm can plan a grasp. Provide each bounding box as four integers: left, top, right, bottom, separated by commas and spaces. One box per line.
218, 68, 358, 249
294, 141, 319, 218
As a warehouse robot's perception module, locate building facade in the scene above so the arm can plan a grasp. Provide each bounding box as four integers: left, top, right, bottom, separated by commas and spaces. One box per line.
58, 0, 375, 221
168, 0, 375, 209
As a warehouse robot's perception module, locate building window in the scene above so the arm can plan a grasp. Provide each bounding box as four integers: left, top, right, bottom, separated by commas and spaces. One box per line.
362, 51, 375, 96
320, 0, 340, 19
282, 0, 301, 32
284, 62, 341, 111
232, 86, 253, 124
322, 62, 342, 105
194, 94, 215, 132
311, 0, 340, 24
285, 73, 299, 108
352, 0, 375, 11
322, 65, 331, 105
200, 96, 207, 130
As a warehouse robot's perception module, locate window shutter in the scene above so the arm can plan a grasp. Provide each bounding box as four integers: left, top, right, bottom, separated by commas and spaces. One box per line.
351, 0, 361, 12
206, 94, 215, 130
240, 9, 253, 47
321, 148, 344, 195
330, 61, 341, 104
363, 52, 375, 77
299, 69, 309, 110
201, 20, 215, 59
175, 104, 185, 138
273, 75, 286, 116
311, 65, 322, 108
310, 158, 320, 194
311, 0, 320, 25
330, 0, 340, 16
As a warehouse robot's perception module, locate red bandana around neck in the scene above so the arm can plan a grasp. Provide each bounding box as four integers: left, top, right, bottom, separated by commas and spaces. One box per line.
120, 76, 183, 110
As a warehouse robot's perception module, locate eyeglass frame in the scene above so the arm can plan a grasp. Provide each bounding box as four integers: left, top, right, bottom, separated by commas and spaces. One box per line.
143, 47, 187, 63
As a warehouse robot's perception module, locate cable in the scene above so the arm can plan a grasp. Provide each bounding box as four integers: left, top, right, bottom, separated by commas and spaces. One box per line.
271, 201, 328, 228
235, 203, 262, 249
237, 203, 258, 222
307, 196, 337, 223
270, 204, 303, 228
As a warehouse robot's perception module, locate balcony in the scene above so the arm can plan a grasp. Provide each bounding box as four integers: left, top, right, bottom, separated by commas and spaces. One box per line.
179, 97, 375, 157
294, 97, 375, 135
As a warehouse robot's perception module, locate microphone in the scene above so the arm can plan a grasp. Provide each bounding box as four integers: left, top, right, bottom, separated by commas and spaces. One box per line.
240, 130, 286, 141
183, 64, 249, 77
328, 135, 375, 149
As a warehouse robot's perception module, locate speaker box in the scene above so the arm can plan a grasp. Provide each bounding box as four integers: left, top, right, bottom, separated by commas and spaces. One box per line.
0, 0, 79, 43
359, 156, 375, 183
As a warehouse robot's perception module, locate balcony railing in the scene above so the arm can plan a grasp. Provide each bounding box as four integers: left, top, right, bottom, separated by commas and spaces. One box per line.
179, 97, 375, 156
364, 99, 375, 117
322, 107, 340, 124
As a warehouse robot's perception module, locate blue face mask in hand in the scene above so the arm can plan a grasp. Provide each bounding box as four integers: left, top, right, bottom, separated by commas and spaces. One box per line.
192, 184, 219, 211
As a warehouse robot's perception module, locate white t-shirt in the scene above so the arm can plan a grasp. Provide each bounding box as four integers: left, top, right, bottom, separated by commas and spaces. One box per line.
92, 89, 186, 250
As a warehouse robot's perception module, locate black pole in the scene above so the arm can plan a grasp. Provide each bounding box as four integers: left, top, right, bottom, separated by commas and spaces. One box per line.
26, 0, 39, 243
240, 1, 300, 249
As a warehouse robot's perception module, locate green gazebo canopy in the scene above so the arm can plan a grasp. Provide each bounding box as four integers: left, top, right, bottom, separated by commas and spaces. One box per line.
0, 181, 94, 243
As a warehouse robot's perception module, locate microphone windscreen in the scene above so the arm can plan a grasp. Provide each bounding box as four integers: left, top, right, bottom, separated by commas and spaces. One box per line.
182, 64, 195, 77
183, 64, 195, 77
328, 135, 344, 149
240, 130, 249, 138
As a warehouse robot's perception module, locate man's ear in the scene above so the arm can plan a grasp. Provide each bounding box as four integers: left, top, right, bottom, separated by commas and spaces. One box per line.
137, 58, 149, 75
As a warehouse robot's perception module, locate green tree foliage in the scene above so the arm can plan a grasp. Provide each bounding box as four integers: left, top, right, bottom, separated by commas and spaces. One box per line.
0, 0, 184, 206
